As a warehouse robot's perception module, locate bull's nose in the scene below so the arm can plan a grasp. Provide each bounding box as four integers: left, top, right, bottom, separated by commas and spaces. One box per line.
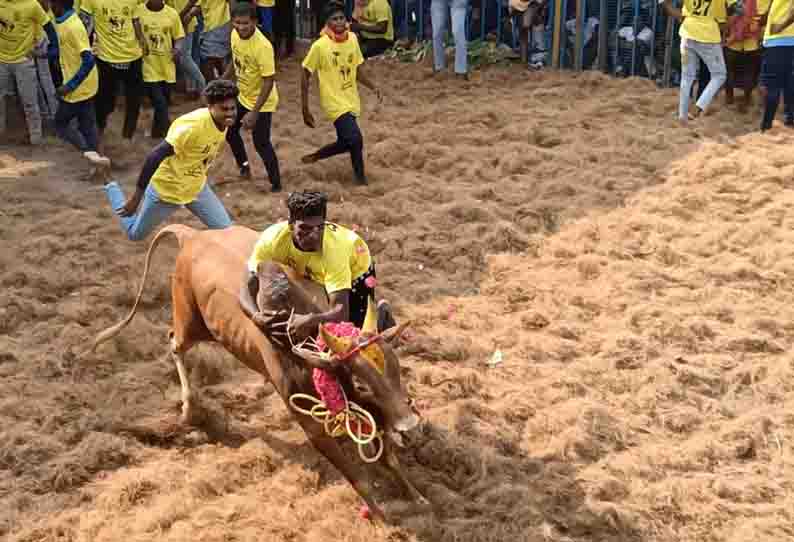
393, 413, 420, 433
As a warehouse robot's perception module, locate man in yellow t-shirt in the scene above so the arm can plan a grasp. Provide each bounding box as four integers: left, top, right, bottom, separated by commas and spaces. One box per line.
223, 2, 281, 192
300, 2, 382, 186
136, 0, 185, 138
662, 0, 728, 123
758, 0, 794, 130
103, 79, 238, 241
240, 191, 397, 338
81, 0, 149, 140
200, 0, 231, 83
351, 0, 394, 58
51, 0, 111, 168
0, 0, 59, 145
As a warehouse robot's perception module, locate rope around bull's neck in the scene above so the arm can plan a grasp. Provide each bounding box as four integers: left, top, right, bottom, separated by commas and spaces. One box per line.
284, 310, 384, 463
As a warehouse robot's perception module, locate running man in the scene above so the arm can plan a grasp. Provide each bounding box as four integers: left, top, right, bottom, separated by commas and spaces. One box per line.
662, 0, 728, 124
51, 0, 111, 168
224, 1, 282, 192
81, 0, 149, 140
0, 0, 60, 145
300, 2, 382, 186
103, 79, 238, 242
239, 190, 396, 338
136, 0, 185, 139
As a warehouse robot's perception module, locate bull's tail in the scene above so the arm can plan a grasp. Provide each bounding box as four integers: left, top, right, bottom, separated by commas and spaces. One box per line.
85, 224, 196, 356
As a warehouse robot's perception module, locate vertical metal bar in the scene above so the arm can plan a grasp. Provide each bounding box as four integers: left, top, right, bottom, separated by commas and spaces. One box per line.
649, 0, 657, 78
663, 14, 674, 86
481, 0, 486, 38
575, 0, 584, 70
403, 0, 409, 37
598, 0, 608, 71
630, 0, 639, 75
497, 0, 502, 44
552, 0, 562, 67
418, 0, 424, 40
614, 0, 621, 73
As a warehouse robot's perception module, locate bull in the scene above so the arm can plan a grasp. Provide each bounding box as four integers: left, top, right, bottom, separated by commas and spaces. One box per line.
88, 224, 428, 519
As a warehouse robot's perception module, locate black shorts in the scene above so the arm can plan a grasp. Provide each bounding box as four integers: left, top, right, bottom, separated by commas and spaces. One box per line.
349, 263, 376, 329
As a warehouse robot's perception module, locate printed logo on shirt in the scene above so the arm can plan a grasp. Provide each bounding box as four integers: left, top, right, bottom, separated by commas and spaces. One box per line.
0, 17, 15, 34
109, 15, 126, 32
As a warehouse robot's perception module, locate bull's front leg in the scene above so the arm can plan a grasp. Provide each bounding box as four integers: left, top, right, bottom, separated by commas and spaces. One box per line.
295, 418, 385, 520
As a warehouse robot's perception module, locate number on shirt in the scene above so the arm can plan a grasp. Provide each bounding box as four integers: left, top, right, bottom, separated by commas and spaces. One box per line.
691, 0, 713, 16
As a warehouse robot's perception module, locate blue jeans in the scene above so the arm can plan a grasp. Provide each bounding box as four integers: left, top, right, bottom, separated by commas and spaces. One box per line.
180, 31, 206, 93
257, 6, 274, 37
55, 98, 99, 152
105, 180, 232, 241
431, 0, 468, 74
760, 45, 794, 130
679, 40, 726, 120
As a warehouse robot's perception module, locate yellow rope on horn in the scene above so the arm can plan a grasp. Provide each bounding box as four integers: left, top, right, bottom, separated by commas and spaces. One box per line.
289, 387, 384, 464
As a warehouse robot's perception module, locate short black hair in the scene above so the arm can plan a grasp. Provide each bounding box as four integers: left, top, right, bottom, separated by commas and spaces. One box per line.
287, 191, 328, 222
231, 1, 256, 19
324, 1, 346, 23
54, 0, 75, 9
203, 79, 239, 105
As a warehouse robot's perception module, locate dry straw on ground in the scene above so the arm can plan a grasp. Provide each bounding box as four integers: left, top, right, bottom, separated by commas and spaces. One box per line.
2, 56, 793, 542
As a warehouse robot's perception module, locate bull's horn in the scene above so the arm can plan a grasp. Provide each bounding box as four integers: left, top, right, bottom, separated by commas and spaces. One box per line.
361, 297, 378, 335
319, 324, 354, 354
381, 321, 412, 344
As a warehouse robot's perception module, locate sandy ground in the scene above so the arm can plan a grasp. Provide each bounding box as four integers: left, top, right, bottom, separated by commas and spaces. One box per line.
2, 54, 794, 542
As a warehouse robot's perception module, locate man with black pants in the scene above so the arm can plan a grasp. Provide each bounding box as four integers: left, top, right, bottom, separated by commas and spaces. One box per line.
80, 0, 149, 140
301, 2, 382, 186
223, 2, 282, 192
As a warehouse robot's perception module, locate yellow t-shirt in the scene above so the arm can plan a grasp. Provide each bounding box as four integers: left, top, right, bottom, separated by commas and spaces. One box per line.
248, 222, 372, 294
681, 0, 727, 43
360, 0, 394, 41
765, 0, 794, 39
0, 0, 50, 64
301, 34, 365, 121
727, 0, 770, 51
55, 11, 99, 103
201, 0, 230, 32
151, 108, 227, 204
231, 29, 278, 112
166, 0, 198, 33
257, 0, 275, 9
82, 0, 144, 63
136, 4, 184, 83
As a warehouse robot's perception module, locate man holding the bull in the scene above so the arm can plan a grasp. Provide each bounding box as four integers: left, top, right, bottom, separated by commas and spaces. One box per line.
239, 190, 396, 338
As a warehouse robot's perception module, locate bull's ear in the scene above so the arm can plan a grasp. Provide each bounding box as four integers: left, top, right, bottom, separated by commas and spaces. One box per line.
381, 321, 411, 345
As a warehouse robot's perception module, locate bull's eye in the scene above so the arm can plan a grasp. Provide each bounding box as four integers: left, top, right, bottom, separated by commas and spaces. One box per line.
352, 376, 371, 396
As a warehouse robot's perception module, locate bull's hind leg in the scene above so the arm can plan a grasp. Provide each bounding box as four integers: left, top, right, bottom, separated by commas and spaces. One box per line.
169, 271, 210, 425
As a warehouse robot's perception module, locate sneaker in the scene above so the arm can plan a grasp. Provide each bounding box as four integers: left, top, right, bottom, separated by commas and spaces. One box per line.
83, 151, 111, 167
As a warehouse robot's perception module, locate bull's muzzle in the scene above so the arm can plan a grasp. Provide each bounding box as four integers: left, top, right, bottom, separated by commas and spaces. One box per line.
388, 413, 421, 448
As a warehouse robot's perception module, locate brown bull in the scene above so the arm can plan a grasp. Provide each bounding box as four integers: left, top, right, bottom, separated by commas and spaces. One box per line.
89, 224, 428, 519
